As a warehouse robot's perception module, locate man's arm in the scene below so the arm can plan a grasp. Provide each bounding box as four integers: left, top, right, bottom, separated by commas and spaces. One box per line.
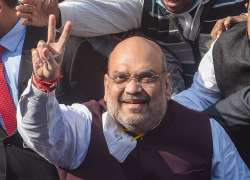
16, 0, 143, 37
59, 0, 143, 37
17, 80, 92, 169
173, 43, 221, 111
210, 119, 250, 179
17, 15, 91, 169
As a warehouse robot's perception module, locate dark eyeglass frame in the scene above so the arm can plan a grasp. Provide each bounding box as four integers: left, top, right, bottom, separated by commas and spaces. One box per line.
107, 70, 166, 87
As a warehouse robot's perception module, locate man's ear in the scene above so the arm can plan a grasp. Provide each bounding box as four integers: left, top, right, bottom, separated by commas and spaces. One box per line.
104, 74, 109, 102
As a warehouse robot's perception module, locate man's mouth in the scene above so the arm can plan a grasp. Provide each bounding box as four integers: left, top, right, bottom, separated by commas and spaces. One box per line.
164, 0, 178, 8
122, 99, 147, 104
119, 94, 150, 107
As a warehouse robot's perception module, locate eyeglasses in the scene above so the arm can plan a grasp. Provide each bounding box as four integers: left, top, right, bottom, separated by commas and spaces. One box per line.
108, 70, 164, 87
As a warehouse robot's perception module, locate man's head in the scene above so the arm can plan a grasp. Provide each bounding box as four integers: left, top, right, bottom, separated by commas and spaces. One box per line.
104, 36, 171, 134
0, 0, 19, 36
162, 0, 202, 14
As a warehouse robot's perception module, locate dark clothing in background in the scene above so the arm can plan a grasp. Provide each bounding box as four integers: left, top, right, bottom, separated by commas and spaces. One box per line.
207, 22, 250, 167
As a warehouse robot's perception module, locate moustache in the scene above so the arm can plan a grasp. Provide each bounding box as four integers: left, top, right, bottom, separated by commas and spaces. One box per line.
119, 95, 150, 104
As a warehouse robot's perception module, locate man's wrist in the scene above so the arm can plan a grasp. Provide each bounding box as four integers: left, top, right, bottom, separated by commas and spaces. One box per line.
32, 74, 62, 93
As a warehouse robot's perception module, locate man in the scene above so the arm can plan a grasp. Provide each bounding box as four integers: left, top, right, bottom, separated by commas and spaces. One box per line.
0, 0, 60, 179
0, 0, 101, 179
173, 0, 250, 167
16, 0, 247, 94
17, 15, 249, 180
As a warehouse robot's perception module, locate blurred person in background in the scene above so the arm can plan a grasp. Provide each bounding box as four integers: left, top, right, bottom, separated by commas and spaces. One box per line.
16, 0, 247, 95
0, 0, 59, 179
174, 0, 250, 168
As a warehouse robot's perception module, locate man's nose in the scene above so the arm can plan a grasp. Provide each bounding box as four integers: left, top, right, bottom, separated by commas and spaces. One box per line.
124, 79, 142, 94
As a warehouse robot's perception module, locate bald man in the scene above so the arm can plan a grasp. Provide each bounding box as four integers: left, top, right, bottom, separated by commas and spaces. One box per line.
17, 18, 249, 179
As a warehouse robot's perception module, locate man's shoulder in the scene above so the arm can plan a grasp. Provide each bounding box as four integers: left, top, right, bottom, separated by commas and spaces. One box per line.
213, 21, 247, 55
169, 100, 210, 118
212, 0, 246, 5
83, 99, 106, 116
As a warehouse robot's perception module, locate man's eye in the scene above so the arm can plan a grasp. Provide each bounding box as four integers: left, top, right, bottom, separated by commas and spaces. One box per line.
140, 74, 157, 83
141, 76, 155, 83
113, 75, 128, 83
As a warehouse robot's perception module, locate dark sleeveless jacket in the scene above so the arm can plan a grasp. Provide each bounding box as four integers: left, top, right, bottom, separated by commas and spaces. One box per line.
58, 100, 213, 180
213, 22, 250, 98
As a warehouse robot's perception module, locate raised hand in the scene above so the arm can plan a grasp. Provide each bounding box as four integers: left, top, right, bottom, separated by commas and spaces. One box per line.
16, 0, 60, 27
32, 15, 71, 81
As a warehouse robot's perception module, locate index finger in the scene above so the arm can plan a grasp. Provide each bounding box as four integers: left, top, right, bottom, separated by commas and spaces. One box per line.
57, 21, 72, 50
47, 15, 56, 43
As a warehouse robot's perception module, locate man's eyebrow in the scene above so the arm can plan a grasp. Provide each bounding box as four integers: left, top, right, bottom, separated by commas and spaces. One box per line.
111, 69, 157, 75
136, 69, 157, 74
111, 71, 128, 75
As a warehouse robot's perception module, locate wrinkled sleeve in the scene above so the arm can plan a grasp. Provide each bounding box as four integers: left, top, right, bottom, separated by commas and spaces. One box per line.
210, 119, 250, 179
59, 0, 143, 37
17, 80, 92, 169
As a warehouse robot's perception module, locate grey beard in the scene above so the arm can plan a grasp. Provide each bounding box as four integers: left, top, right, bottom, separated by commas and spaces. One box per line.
106, 99, 167, 134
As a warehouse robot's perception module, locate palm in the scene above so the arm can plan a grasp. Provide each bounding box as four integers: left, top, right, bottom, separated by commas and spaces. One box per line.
17, 0, 59, 27
32, 15, 71, 81
31, 0, 58, 26
33, 43, 60, 80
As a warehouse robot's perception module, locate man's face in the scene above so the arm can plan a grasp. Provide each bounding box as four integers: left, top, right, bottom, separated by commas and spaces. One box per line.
104, 37, 171, 134
0, 0, 17, 36
0, 0, 16, 14
162, 0, 193, 13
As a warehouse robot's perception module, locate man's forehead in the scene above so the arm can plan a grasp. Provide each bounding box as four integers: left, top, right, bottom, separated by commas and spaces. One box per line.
108, 36, 163, 72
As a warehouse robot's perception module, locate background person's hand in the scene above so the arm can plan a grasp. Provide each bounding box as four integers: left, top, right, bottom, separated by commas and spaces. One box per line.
16, 0, 60, 27
32, 15, 71, 81
211, 14, 248, 40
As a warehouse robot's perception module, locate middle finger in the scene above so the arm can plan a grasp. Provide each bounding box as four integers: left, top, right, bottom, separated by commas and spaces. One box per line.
47, 15, 56, 43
